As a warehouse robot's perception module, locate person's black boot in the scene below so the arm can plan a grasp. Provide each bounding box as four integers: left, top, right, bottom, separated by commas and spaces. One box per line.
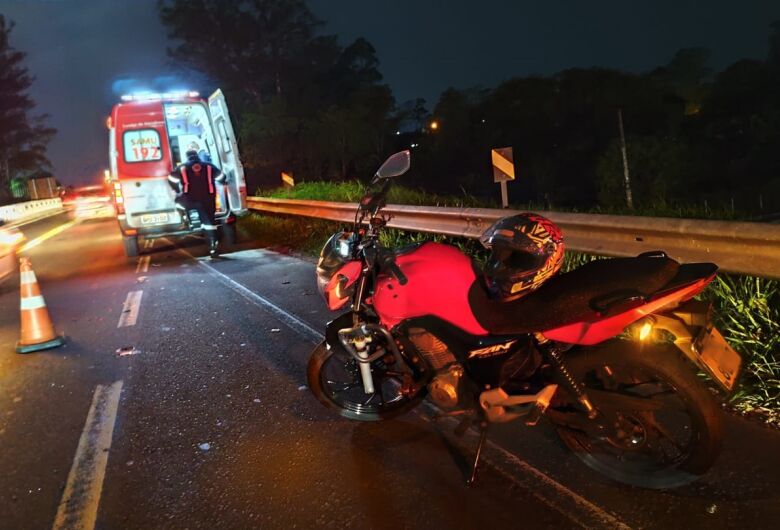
207, 231, 219, 258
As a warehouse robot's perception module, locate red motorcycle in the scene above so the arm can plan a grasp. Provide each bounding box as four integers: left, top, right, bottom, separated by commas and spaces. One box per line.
307, 151, 743, 488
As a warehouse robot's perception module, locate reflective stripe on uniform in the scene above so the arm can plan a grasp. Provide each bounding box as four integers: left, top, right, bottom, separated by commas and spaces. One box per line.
20, 270, 37, 285
202, 224, 217, 230
20, 295, 46, 310
168, 175, 180, 183
206, 165, 215, 194
180, 167, 189, 193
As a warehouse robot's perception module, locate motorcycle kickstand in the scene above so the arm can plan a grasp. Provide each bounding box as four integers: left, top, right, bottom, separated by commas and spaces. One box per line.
466, 421, 489, 487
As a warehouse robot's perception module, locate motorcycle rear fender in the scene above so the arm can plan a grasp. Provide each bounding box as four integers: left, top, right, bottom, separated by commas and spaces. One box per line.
641, 299, 743, 393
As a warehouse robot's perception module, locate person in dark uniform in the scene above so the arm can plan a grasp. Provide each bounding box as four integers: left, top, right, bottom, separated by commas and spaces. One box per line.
168, 149, 226, 257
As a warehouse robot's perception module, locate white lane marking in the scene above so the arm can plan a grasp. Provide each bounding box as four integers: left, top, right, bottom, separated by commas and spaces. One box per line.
117, 290, 143, 328
421, 407, 631, 529
52, 380, 123, 530
18, 219, 79, 253
177, 245, 627, 527
135, 255, 150, 274
483, 438, 632, 529
177, 248, 323, 343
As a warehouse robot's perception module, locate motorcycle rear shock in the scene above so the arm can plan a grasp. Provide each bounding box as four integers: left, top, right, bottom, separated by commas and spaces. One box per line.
534, 333, 598, 419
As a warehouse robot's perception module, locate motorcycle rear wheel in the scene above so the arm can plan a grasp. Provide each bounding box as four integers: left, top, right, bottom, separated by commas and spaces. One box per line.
307, 341, 424, 422
551, 340, 723, 489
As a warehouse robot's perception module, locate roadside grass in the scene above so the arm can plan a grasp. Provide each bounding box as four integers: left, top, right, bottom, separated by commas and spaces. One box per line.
241, 182, 779, 421
237, 213, 335, 256
260, 181, 752, 220
261, 180, 485, 208
709, 275, 780, 424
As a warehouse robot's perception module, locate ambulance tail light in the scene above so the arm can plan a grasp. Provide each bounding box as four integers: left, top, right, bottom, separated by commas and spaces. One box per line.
113, 182, 125, 214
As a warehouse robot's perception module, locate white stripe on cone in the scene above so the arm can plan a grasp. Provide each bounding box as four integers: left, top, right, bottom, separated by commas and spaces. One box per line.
20, 270, 37, 284
20, 295, 46, 310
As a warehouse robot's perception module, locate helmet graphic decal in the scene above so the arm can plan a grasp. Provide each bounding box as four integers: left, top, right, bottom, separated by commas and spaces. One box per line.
480, 213, 565, 300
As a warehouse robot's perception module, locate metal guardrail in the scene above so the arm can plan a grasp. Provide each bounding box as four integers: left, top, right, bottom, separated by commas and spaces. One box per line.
0, 198, 63, 225
246, 197, 780, 279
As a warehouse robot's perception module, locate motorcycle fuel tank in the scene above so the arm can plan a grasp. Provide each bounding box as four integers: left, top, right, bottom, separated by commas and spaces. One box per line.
373, 243, 489, 335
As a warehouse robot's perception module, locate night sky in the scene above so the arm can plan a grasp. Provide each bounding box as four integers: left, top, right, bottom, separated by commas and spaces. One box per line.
2, 0, 780, 185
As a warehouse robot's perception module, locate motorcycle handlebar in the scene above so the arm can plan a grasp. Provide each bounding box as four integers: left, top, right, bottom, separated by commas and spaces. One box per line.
376, 249, 408, 285
386, 259, 408, 286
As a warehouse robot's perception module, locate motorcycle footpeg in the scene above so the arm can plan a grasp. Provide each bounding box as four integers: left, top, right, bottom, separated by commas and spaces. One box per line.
524, 403, 545, 426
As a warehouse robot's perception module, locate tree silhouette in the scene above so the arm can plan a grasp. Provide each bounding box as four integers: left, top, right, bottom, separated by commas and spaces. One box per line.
159, 0, 394, 183
0, 15, 55, 203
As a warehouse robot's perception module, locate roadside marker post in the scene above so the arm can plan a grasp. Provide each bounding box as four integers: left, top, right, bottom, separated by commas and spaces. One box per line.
281, 171, 295, 187
491, 147, 515, 208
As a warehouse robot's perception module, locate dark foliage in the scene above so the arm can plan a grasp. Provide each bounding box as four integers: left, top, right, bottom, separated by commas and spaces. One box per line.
159, 0, 395, 187
159, 4, 780, 215
0, 15, 55, 203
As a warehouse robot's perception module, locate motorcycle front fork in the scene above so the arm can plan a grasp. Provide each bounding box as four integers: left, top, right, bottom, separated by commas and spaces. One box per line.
354, 339, 376, 394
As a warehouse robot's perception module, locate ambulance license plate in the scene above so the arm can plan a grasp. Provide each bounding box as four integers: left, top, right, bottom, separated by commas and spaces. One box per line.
140, 213, 169, 225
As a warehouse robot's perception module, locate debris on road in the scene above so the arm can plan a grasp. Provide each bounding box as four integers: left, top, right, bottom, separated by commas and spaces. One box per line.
198, 442, 211, 452
116, 346, 140, 357
271, 328, 281, 333
298, 385, 307, 391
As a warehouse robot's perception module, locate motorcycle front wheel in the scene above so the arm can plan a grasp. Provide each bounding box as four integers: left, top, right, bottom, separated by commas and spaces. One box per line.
307, 341, 424, 422
550, 340, 724, 489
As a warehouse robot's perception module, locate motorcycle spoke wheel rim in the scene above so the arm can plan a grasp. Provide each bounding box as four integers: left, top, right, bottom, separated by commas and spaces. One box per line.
568, 363, 698, 474
320, 351, 409, 416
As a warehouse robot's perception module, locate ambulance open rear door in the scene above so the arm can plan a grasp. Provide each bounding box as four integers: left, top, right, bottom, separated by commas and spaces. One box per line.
208, 89, 247, 215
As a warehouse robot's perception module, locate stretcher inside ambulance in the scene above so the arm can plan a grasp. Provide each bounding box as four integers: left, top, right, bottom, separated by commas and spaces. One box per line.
108, 89, 247, 257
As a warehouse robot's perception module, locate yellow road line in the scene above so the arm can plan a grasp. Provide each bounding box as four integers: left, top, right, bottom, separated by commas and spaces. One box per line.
17, 219, 79, 253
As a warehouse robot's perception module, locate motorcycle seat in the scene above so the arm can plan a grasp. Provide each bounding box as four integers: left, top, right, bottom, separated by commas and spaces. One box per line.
469, 254, 682, 335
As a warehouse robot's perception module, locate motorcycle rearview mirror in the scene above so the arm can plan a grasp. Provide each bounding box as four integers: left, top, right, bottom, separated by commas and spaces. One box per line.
372, 150, 411, 183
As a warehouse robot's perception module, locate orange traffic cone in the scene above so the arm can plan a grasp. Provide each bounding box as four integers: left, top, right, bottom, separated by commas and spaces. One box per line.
16, 257, 65, 354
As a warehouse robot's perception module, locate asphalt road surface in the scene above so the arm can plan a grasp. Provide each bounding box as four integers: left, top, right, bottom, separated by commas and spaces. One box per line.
1, 214, 778, 530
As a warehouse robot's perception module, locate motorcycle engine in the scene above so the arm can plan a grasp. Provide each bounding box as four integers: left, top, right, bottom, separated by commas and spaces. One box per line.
428, 365, 465, 410
408, 328, 467, 410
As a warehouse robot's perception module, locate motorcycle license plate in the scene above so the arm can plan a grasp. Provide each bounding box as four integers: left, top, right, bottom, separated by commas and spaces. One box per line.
140, 213, 169, 225
695, 327, 742, 392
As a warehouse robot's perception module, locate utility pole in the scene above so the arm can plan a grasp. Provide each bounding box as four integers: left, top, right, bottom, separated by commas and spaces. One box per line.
617, 108, 634, 210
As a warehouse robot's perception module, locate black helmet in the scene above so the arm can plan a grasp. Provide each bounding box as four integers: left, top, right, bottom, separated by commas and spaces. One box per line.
185, 149, 199, 160
480, 214, 565, 300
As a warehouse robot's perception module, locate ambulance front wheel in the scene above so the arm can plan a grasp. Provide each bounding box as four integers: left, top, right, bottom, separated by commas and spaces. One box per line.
123, 235, 139, 257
